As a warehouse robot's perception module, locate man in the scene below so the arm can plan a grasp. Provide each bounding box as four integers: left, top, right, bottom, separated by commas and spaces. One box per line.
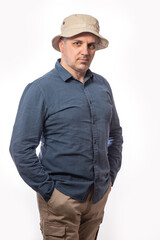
10, 14, 123, 240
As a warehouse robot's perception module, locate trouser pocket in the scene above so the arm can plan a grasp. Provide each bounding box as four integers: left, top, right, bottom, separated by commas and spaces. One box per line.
44, 222, 66, 240
94, 227, 99, 240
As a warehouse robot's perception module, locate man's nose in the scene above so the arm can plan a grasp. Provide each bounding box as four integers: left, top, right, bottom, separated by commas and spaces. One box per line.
81, 44, 89, 55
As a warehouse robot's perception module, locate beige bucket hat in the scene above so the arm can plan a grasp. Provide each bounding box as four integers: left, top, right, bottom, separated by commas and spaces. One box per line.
52, 14, 109, 51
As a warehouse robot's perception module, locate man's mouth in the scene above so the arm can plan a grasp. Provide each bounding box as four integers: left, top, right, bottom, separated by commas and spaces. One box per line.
78, 58, 89, 62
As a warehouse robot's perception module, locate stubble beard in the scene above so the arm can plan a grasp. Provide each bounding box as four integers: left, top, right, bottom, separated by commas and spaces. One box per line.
71, 60, 90, 74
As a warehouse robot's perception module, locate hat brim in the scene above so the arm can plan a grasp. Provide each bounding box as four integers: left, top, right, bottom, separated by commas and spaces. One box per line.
52, 30, 109, 51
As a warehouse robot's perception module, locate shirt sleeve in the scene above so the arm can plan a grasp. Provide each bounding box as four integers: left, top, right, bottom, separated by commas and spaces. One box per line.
107, 85, 123, 185
9, 82, 54, 201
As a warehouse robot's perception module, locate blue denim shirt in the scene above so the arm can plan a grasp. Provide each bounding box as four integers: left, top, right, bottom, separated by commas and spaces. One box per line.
10, 59, 123, 203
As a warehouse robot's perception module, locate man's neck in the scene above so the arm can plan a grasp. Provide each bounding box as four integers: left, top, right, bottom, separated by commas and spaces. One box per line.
60, 60, 86, 83
73, 71, 86, 83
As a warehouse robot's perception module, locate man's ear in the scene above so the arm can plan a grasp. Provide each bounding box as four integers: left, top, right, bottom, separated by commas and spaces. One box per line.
59, 39, 64, 53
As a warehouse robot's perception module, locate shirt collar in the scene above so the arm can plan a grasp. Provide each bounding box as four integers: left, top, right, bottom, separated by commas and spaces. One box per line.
55, 59, 93, 82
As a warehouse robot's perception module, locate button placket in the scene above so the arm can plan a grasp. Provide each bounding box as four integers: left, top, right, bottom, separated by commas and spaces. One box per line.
84, 89, 97, 149
83, 85, 99, 199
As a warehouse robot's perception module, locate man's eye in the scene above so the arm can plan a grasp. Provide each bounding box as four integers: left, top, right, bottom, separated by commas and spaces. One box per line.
73, 42, 81, 46
88, 44, 96, 50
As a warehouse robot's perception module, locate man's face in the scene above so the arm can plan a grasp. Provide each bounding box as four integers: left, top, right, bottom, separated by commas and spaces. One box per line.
59, 32, 98, 76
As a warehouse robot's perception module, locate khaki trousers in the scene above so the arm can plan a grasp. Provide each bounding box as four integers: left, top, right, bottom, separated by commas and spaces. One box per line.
37, 185, 111, 240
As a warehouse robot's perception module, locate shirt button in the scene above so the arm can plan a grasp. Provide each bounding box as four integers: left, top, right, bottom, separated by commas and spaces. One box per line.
94, 139, 96, 144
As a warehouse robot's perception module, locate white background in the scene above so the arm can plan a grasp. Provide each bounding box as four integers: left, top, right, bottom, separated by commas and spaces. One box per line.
0, 0, 160, 239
